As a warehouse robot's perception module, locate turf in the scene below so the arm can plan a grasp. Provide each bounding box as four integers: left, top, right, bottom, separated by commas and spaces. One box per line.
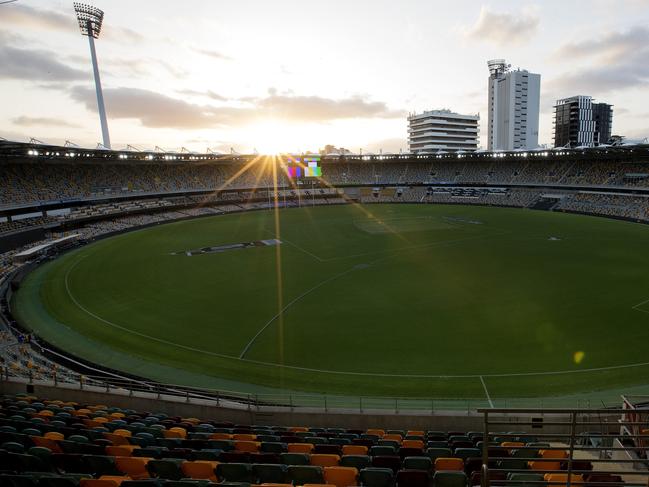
12, 203, 649, 399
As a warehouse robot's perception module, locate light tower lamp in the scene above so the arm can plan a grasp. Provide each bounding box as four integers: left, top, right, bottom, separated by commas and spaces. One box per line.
74, 2, 111, 149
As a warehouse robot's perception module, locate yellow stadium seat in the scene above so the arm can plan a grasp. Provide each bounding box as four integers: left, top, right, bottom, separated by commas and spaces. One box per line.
233, 433, 257, 441
402, 439, 424, 449
324, 466, 358, 487
80, 477, 131, 487
104, 433, 131, 446
383, 434, 402, 443
115, 456, 152, 479
182, 461, 218, 481
210, 432, 233, 440
434, 457, 464, 471
235, 440, 260, 453
288, 443, 314, 453
544, 473, 584, 486
541, 449, 568, 459
366, 429, 385, 438
290, 427, 309, 433
163, 427, 186, 439
44, 431, 64, 441
342, 445, 367, 456
113, 429, 132, 437
529, 460, 561, 471
407, 430, 425, 437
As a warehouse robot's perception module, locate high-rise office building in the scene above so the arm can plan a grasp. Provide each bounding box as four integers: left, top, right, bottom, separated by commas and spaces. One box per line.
487, 59, 541, 151
407, 110, 479, 153
554, 96, 613, 148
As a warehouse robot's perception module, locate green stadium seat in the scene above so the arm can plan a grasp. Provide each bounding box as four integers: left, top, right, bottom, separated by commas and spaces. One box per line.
369, 446, 395, 456
260, 442, 286, 453
252, 463, 287, 483
216, 462, 254, 483
426, 448, 452, 462
359, 467, 394, 487
281, 452, 310, 465
146, 459, 185, 480
453, 448, 480, 460
403, 456, 433, 471
433, 471, 467, 487
340, 455, 372, 470
287, 465, 324, 485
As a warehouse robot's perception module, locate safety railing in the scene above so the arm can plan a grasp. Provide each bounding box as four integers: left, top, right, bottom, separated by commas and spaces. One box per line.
479, 408, 649, 487
0, 367, 627, 414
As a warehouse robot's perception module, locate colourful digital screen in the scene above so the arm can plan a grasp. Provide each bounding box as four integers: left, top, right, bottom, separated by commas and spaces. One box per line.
286, 156, 322, 178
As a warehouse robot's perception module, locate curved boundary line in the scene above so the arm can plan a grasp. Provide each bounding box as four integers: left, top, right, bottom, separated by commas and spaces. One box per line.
63, 255, 649, 379
238, 266, 361, 358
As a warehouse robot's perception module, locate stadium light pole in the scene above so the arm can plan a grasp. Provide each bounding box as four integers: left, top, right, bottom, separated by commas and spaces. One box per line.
74, 3, 111, 149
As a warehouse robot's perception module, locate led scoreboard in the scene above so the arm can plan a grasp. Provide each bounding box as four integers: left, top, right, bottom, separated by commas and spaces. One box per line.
286, 156, 322, 179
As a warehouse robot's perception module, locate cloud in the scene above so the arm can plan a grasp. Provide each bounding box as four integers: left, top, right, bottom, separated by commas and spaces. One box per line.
545, 26, 649, 100
70, 86, 238, 129
177, 89, 229, 101
1, 3, 143, 43
553, 26, 649, 64
192, 48, 232, 61
0, 44, 87, 81
12, 116, 81, 129
1, 3, 75, 32
69, 86, 405, 129
255, 93, 405, 121
466, 6, 540, 45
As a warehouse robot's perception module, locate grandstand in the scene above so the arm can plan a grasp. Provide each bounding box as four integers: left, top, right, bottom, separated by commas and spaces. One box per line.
0, 391, 648, 487
2, 140, 649, 485
2, 140, 649, 405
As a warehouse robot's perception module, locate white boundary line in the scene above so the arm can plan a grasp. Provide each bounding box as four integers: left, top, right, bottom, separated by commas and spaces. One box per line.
238, 266, 361, 358
276, 237, 325, 262
62, 254, 649, 379
632, 298, 649, 314
64, 258, 236, 361
480, 375, 494, 408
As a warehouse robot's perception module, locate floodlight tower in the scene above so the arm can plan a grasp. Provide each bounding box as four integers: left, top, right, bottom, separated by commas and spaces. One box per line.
74, 2, 111, 149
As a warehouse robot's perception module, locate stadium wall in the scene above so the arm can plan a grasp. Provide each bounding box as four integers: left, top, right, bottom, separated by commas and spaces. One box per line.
0, 379, 616, 432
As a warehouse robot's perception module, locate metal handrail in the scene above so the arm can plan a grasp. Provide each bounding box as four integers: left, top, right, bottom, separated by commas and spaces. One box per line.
481, 407, 649, 487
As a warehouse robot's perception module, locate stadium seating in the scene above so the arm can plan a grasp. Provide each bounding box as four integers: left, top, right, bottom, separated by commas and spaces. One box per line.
0, 394, 615, 487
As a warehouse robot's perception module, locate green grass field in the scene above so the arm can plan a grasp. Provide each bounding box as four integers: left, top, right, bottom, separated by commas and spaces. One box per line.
12, 204, 649, 401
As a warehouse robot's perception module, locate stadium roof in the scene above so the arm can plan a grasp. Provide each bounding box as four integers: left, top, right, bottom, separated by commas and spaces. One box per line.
1, 139, 649, 165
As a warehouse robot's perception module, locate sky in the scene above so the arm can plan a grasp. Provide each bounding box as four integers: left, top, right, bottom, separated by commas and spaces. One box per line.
1, 0, 648, 153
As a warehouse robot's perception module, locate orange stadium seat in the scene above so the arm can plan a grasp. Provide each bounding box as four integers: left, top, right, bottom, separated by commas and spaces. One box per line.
366, 429, 385, 438
435, 457, 464, 471
324, 466, 358, 487
182, 461, 219, 481
288, 443, 315, 454
234, 433, 257, 441
115, 457, 152, 479
342, 445, 368, 456
235, 440, 260, 452
402, 439, 425, 449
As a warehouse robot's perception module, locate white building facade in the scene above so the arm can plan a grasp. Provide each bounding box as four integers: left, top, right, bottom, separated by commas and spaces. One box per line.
487, 59, 541, 151
407, 110, 479, 153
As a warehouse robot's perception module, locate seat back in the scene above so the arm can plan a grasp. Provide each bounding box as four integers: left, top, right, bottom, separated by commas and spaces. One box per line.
324, 466, 358, 487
